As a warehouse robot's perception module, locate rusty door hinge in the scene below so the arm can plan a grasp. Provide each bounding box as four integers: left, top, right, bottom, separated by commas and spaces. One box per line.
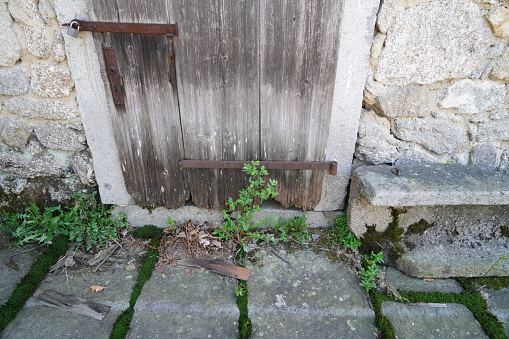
63, 20, 179, 104
179, 160, 338, 176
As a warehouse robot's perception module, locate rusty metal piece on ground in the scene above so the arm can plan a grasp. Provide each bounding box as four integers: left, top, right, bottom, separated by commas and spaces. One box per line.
177, 258, 251, 281
62, 20, 178, 36
179, 160, 339, 176
103, 47, 124, 105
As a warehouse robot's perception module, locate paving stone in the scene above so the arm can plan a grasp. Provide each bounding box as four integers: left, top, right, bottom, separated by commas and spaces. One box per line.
383, 301, 488, 338
487, 288, 509, 337
130, 268, 239, 338
246, 249, 376, 338
2, 264, 138, 339
381, 266, 463, 294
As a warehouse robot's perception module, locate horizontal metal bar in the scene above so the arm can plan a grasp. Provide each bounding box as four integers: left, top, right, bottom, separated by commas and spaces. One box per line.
179, 160, 338, 176
63, 20, 178, 36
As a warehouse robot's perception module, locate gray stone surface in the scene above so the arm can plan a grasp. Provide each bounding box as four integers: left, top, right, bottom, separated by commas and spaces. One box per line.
131, 269, 239, 338
355, 109, 399, 165
349, 163, 509, 207
476, 120, 509, 142
470, 143, 498, 170
487, 6, 509, 38
393, 118, 467, 154
376, 0, 404, 34
487, 288, 509, 337
381, 266, 463, 293
490, 48, 509, 82
1, 116, 33, 149
31, 64, 74, 98
375, 0, 490, 86
38, 0, 56, 24
3, 97, 79, 120
382, 301, 488, 338
499, 149, 509, 172
71, 152, 95, 185
490, 110, 509, 120
8, 0, 48, 58
2, 264, 138, 339
246, 249, 376, 338
439, 80, 506, 115
378, 85, 431, 118
52, 31, 66, 62
0, 67, 30, 96
0, 3, 21, 66
0, 150, 69, 178
34, 123, 86, 151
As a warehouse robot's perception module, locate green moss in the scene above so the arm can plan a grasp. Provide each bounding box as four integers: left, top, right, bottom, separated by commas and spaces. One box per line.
132, 224, 162, 239
458, 276, 509, 291
0, 235, 69, 332
236, 248, 252, 339
360, 208, 406, 264
500, 226, 509, 238
405, 219, 435, 236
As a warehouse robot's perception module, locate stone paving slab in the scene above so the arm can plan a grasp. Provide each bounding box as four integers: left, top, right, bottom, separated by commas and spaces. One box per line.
0, 235, 42, 305
487, 288, 509, 337
246, 249, 376, 338
130, 267, 239, 338
382, 301, 488, 339
381, 266, 463, 294
1, 265, 137, 339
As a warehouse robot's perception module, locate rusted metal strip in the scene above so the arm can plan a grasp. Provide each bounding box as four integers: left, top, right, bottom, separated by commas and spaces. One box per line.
166, 34, 176, 86
63, 20, 178, 36
103, 47, 124, 105
179, 160, 338, 176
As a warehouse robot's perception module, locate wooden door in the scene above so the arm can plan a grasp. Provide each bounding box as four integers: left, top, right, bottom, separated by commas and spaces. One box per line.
89, 0, 343, 210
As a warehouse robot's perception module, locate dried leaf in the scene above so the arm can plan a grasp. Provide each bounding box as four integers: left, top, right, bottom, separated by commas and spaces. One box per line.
176, 232, 186, 238
188, 229, 199, 236
198, 233, 209, 240
200, 239, 210, 247
90, 285, 107, 292
211, 240, 223, 248
125, 264, 136, 271
422, 278, 435, 282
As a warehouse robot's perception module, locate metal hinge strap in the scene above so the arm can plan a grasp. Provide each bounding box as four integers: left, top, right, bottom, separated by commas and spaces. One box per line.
179, 160, 338, 176
103, 47, 124, 105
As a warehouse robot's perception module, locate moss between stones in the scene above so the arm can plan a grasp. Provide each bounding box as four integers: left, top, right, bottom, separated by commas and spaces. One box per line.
0, 235, 69, 332
371, 288, 507, 339
458, 276, 509, 292
500, 226, 509, 238
236, 248, 252, 339
405, 219, 435, 236
360, 208, 406, 264
109, 226, 162, 339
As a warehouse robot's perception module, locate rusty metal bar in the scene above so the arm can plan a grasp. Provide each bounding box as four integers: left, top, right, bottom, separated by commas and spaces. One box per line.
179, 160, 338, 176
103, 47, 124, 105
63, 20, 178, 36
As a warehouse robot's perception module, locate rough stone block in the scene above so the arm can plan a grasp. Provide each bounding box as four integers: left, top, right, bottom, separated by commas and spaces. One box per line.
3, 97, 79, 120
487, 6, 509, 38
476, 120, 509, 142
38, 0, 56, 24
381, 266, 463, 294
0, 3, 21, 66
71, 152, 95, 186
1, 116, 33, 148
31, 64, 74, 98
470, 143, 498, 171
52, 32, 66, 62
490, 48, 509, 81
246, 249, 376, 338
0, 67, 29, 96
393, 118, 467, 154
439, 79, 506, 115
382, 301, 488, 338
487, 288, 509, 337
375, 0, 490, 86
8, 0, 48, 58
378, 85, 431, 118
0, 150, 69, 178
34, 123, 86, 151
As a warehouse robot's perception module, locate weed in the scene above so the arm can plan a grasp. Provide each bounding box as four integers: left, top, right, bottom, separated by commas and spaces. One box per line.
274, 214, 311, 243
5, 192, 129, 250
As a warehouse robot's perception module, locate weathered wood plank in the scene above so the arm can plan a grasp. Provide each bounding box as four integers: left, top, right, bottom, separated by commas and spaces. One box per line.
173, 0, 260, 209
90, 0, 188, 208
34, 290, 110, 320
177, 258, 251, 281
259, 0, 343, 209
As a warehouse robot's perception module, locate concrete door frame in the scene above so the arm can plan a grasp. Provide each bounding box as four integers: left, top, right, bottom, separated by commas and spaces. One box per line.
53, 0, 380, 225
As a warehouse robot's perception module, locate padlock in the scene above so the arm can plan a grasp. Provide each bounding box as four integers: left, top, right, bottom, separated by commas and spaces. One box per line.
67, 21, 80, 38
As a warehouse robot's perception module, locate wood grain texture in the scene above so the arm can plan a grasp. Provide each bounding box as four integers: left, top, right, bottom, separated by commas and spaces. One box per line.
173, 0, 260, 209
90, 0, 188, 208
259, 0, 343, 209
34, 290, 110, 320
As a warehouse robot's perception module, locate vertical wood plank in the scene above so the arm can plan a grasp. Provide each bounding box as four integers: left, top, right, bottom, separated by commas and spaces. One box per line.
173, 0, 260, 209
89, 0, 188, 208
260, 0, 343, 209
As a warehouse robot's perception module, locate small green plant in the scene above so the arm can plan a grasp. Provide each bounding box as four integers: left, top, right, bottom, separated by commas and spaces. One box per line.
235, 282, 248, 297
274, 213, 312, 243
6, 192, 129, 250
167, 216, 176, 230
360, 251, 384, 292
213, 161, 279, 251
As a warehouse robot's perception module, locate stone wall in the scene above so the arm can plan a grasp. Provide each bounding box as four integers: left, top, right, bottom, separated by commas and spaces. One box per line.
358, 0, 509, 172
0, 0, 94, 209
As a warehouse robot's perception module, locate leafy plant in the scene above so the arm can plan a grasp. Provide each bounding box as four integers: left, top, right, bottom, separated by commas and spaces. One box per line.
213, 161, 279, 251
274, 213, 312, 243
7, 192, 129, 250
360, 251, 384, 292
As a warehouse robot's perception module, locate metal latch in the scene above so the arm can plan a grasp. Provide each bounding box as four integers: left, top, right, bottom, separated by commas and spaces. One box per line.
179, 160, 339, 176
63, 20, 179, 104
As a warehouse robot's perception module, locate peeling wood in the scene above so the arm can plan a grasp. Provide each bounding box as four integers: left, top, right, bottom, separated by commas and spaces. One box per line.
34, 290, 111, 320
